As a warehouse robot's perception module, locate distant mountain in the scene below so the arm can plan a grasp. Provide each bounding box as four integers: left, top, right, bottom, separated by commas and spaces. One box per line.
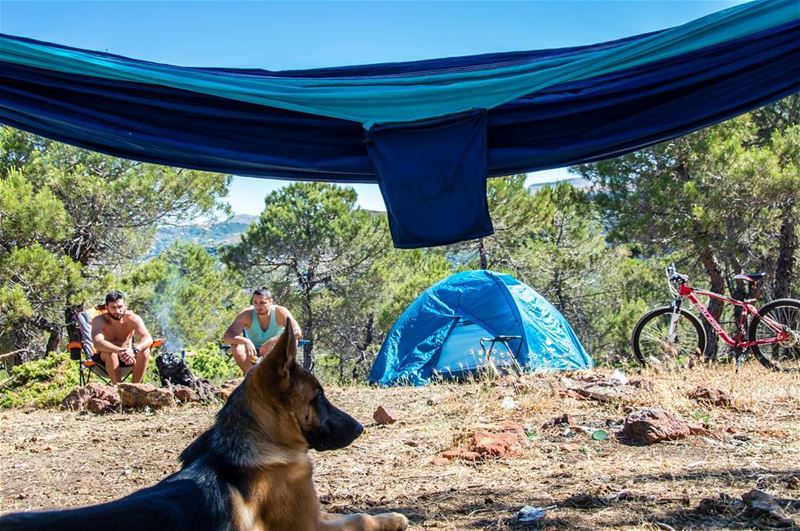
148, 213, 258, 257
146, 178, 592, 259
528, 176, 593, 193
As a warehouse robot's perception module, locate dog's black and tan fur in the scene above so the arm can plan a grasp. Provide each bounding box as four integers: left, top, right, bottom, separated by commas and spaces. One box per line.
0, 322, 408, 531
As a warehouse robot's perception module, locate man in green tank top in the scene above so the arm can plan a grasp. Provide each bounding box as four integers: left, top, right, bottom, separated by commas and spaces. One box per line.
222, 287, 303, 374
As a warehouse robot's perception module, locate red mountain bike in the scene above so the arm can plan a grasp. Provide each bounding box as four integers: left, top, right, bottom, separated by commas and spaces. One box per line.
632, 264, 800, 371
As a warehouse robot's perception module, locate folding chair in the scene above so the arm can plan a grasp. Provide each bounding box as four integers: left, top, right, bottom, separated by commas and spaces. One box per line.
67, 307, 164, 385
479, 335, 523, 374
69, 338, 164, 386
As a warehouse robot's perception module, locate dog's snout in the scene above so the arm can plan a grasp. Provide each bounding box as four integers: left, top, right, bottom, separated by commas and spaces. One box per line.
302, 395, 366, 451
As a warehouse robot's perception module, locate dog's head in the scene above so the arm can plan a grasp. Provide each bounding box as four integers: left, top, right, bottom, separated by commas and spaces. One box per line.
253, 321, 364, 452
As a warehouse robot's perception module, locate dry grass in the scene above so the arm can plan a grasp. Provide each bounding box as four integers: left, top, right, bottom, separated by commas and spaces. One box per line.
1, 362, 799, 529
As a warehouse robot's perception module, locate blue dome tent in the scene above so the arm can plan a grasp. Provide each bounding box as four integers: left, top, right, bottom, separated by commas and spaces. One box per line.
368, 271, 592, 386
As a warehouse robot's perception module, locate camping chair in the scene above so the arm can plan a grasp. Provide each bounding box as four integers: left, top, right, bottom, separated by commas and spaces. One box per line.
68, 338, 164, 386
479, 335, 523, 374
66, 308, 164, 385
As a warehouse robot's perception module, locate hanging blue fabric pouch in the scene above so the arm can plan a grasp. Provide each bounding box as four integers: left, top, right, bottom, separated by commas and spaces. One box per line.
365, 109, 493, 248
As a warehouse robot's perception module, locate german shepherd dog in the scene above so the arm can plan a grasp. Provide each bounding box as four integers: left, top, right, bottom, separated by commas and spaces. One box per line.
0, 322, 409, 531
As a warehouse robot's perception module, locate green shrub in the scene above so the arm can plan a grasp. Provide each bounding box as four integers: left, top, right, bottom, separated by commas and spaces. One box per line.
0, 353, 79, 408
186, 343, 240, 383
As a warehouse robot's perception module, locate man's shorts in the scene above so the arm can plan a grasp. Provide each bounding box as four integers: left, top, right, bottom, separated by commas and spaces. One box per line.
92, 352, 135, 367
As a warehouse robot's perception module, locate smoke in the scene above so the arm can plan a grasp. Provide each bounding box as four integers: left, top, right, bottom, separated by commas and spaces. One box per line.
148, 269, 186, 354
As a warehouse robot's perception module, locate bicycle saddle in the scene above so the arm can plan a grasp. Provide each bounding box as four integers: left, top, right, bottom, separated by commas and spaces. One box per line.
734, 272, 766, 283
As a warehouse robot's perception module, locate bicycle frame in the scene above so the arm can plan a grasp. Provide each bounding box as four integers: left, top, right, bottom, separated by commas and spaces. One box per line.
671, 281, 793, 350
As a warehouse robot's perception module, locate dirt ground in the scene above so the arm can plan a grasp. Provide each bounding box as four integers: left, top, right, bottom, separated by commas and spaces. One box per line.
1, 363, 799, 530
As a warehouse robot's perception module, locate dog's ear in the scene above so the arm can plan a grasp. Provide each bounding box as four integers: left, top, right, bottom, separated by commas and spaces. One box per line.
265, 320, 297, 390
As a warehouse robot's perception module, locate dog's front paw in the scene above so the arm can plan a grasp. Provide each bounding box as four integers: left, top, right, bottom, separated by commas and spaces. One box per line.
375, 512, 409, 530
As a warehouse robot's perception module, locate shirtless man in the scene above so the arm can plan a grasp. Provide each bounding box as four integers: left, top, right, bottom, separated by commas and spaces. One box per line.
91, 290, 153, 384
222, 287, 302, 374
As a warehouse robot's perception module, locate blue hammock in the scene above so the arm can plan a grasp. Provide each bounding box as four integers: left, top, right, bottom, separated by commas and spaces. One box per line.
1, 0, 798, 246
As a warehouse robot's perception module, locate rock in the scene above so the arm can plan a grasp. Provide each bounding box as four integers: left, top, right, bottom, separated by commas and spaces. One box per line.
441, 448, 482, 461
118, 383, 175, 409
558, 388, 589, 400
688, 386, 734, 407
86, 397, 113, 414
373, 405, 400, 425
216, 378, 243, 400
542, 413, 575, 429
442, 422, 527, 461
559, 374, 638, 402
609, 369, 629, 385
472, 431, 522, 458
193, 379, 219, 402
742, 489, 796, 527
563, 492, 607, 508
173, 385, 200, 403
61, 383, 119, 414
618, 407, 709, 445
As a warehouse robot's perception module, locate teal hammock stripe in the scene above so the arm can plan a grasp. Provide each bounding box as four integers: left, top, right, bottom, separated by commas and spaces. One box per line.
0, 0, 797, 124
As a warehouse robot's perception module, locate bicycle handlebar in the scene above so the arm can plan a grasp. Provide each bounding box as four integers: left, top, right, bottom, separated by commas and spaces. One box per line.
665, 263, 689, 297
670, 273, 689, 284
665, 263, 688, 283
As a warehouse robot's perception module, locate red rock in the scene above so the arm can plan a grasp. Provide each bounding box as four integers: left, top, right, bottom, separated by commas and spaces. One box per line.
440, 422, 527, 461
118, 383, 175, 409
216, 378, 243, 401
61, 383, 119, 414
688, 386, 734, 407
472, 432, 522, 458
373, 405, 400, 425
441, 448, 482, 461
173, 385, 200, 402
619, 408, 710, 445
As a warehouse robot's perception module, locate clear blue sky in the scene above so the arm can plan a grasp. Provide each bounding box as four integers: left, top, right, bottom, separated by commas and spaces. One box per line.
0, 0, 744, 214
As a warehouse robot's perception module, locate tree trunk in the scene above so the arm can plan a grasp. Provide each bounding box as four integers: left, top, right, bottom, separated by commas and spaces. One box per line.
698, 248, 725, 361
351, 313, 375, 381
773, 201, 796, 300
358, 314, 374, 352
301, 291, 314, 371
65, 305, 84, 343
477, 238, 488, 270
24, 315, 62, 356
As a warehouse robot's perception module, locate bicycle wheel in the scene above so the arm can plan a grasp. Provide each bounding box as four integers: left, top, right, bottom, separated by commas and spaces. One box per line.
632, 306, 707, 367
748, 298, 800, 372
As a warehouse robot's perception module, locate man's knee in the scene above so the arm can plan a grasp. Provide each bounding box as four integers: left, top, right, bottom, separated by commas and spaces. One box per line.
136, 348, 150, 364
231, 344, 247, 361
100, 351, 118, 365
